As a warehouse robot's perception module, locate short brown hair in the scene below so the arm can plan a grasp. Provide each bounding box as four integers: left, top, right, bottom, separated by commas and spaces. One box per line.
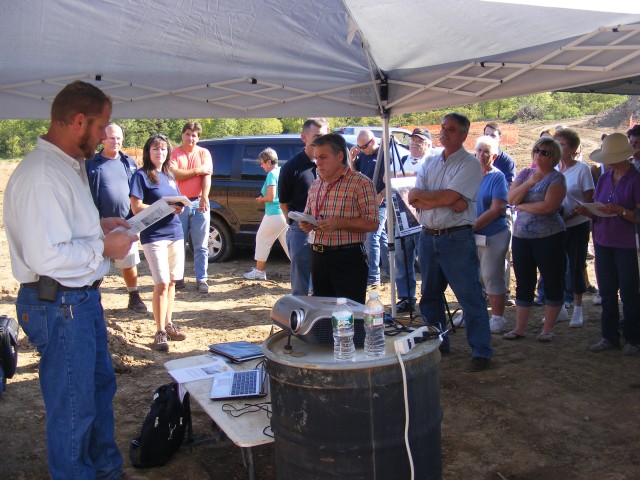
259, 148, 278, 165
50, 81, 112, 126
554, 128, 581, 150
182, 121, 203, 135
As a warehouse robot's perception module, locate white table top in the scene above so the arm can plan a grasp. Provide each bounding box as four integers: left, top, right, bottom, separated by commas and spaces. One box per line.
165, 354, 274, 448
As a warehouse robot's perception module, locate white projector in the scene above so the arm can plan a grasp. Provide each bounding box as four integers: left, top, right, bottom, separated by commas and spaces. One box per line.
270, 295, 367, 346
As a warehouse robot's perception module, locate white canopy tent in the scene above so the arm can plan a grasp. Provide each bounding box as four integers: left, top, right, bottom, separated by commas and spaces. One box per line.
2, 0, 640, 311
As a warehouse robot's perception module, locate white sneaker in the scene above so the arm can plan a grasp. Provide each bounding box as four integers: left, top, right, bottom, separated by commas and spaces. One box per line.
243, 267, 267, 280
593, 294, 602, 306
489, 315, 507, 334
452, 311, 465, 327
569, 311, 584, 328
541, 305, 568, 323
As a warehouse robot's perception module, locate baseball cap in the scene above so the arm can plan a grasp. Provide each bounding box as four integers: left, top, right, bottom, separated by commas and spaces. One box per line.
409, 127, 431, 141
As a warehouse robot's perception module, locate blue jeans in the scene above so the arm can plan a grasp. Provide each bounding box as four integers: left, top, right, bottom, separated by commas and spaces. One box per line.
179, 200, 210, 283
287, 221, 312, 296
418, 228, 493, 358
395, 232, 419, 300
595, 244, 640, 346
16, 287, 122, 480
365, 204, 389, 284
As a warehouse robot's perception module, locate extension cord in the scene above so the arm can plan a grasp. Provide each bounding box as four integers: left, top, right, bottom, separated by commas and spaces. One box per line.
393, 326, 429, 355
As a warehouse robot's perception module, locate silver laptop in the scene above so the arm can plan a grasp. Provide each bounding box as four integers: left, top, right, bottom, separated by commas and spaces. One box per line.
209, 366, 268, 400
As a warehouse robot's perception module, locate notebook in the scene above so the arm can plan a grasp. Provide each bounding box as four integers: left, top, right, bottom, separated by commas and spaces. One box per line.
209, 366, 268, 400
208, 341, 264, 363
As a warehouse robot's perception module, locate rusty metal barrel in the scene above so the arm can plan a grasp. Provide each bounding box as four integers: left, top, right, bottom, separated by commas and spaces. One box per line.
263, 332, 442, 480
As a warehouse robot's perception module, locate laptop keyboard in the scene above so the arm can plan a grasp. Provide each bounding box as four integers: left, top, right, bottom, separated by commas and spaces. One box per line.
230, 370, 259, 396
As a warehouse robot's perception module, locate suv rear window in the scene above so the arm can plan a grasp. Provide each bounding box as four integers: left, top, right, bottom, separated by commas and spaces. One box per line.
240, 143, 302, 181
204, 143, 234, 179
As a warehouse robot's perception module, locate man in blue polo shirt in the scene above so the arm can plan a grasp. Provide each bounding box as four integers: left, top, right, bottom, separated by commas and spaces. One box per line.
351, 129, 388, 288
86, 123, 147, 313
278, 118, 330, 296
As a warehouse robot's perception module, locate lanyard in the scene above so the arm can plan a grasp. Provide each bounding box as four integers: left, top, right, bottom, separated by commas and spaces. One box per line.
313, 172, 344, 219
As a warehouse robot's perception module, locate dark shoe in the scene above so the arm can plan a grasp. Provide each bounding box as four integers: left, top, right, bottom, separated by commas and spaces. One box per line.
467, 356, 491, 372
590, 338, 619, 352
175, 279, 186, 290
154, 331, 169, 352
586, 285, 598, 294
127, 290, 148, 313
396, 298, 414, 313
166, 322, 186, 341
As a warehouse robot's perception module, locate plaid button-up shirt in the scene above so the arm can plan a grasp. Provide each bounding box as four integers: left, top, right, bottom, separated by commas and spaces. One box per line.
304, 166, 378, 246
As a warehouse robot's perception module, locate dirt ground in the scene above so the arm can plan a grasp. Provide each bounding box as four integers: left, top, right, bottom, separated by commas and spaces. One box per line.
1, 117, 639, 480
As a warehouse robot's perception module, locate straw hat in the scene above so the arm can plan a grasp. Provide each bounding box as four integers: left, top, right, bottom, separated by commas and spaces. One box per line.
590, 132, 638, 165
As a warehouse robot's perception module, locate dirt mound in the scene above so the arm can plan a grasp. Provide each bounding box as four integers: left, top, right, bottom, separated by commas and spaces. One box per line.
590, 95, 640, 130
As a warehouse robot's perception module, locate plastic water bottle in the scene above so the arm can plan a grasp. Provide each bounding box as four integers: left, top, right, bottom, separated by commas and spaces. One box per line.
332, 297, 355, 362
364, 292, 386, 358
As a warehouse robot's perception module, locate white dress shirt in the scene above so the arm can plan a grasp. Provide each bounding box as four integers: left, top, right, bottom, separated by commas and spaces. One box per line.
4, 137, 109, 287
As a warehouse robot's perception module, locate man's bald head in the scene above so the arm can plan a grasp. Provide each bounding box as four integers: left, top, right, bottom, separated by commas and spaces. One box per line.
356, 129, 377, 155
102, 123, 123, 159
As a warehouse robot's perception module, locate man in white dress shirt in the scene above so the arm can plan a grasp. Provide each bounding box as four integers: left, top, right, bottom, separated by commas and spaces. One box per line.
4, 81, 135, 479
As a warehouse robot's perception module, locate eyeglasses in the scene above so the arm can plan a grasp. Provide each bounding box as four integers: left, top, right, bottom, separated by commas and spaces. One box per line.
410, 138, 427, 145
357, 139, 373, 149
532, 147, 553, 157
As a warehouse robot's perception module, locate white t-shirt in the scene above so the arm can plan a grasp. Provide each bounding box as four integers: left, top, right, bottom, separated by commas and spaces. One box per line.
561, 160, 595, 228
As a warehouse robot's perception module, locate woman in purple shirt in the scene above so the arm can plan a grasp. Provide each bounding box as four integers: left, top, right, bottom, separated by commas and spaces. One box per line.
576, 133, 640, 356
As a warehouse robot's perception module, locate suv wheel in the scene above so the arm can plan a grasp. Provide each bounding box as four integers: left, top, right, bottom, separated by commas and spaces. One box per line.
209, 216, 233, 263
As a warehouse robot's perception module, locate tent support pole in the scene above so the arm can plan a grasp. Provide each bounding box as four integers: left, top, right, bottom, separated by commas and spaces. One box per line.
382, 114, 397, 317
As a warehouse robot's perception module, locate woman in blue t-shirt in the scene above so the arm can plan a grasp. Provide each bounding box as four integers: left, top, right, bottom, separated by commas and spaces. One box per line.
473, 135, 510, 335
242, 148, 290, 280
130, 135, 186, 352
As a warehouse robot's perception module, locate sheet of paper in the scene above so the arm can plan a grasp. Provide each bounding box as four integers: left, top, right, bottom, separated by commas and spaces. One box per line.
163, 195, 192, 207
288, 211, 319, 226
115, 199, 176, 235
168, 358, 230, 383
574, 199, 617, 218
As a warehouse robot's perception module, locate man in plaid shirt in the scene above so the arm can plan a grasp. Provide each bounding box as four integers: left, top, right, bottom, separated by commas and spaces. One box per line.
299, 133, 378, 304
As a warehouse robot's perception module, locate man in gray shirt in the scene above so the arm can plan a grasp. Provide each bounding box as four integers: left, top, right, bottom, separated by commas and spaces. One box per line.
408, 113, 493, 372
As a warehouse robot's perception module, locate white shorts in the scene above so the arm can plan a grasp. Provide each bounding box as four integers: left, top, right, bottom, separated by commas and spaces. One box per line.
142, 239, 185, 285
114, 241, 141, 269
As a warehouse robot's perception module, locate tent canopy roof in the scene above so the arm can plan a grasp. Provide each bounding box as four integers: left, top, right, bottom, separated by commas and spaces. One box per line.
1, 0, 640, 119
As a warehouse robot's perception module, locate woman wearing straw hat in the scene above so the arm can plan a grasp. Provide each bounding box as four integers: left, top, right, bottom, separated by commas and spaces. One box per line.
576, 133, 640, 355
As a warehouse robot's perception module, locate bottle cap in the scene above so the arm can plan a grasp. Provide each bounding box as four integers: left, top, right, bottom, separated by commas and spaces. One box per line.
336, 297, 346, 305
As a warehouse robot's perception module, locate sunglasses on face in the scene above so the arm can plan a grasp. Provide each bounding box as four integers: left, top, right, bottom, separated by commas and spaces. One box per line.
532, 147, 552, 157
357, 139, 373, 149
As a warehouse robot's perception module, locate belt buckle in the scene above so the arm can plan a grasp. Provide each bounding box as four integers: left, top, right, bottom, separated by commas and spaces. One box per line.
433, 228, 443, 236
314, 244, 324, 253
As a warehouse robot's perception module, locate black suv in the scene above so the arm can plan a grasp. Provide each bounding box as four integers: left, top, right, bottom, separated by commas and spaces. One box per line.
198, 134, 305, 262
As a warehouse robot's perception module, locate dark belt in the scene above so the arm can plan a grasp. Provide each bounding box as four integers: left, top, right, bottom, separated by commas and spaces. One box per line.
188, 196, 200, 201
422, 225, 471, 236
311, 243, 363, 254
22, 278, 103, 291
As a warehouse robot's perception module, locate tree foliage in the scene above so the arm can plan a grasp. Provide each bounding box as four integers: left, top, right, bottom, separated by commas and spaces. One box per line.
0, 93, 630, 159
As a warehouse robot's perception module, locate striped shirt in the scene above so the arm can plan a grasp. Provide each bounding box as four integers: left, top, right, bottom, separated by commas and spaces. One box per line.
304, 166, 378, 246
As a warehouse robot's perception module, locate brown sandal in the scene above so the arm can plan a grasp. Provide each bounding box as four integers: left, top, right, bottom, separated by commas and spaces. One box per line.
536, 331, 554, 343
503, 331, 526, 341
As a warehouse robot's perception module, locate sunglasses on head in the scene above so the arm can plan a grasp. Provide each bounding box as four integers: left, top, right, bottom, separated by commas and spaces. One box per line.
532, 147, 552, 157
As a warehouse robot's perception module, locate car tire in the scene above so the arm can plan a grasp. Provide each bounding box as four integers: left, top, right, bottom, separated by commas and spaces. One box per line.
208, 216, 233, 263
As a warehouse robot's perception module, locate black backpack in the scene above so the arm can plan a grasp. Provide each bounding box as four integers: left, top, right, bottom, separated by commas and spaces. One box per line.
130, 382, 192, 468
0, 315, 19, 390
